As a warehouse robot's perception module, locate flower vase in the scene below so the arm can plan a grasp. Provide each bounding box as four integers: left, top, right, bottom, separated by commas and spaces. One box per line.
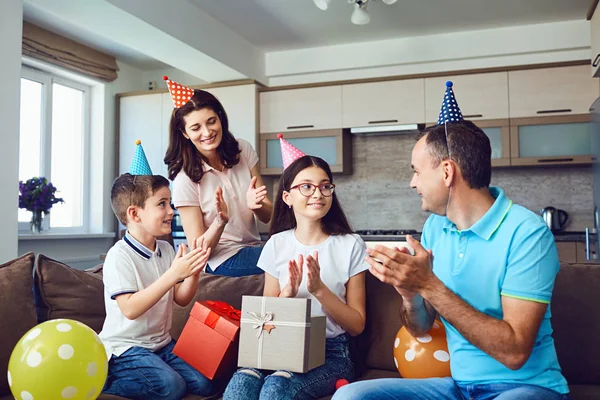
30, 210, 44, 233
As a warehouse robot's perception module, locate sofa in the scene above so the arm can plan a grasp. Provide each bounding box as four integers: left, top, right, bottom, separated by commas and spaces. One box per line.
1, 252, 600, 400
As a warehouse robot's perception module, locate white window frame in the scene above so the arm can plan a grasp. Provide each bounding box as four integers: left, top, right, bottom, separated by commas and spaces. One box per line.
18, 65, 91, 234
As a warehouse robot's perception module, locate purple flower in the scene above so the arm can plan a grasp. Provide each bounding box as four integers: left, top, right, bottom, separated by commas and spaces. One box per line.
18, 177, 64, 214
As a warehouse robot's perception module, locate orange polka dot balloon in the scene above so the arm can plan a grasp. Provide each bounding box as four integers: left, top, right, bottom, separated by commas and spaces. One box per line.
393, 320, 451, 379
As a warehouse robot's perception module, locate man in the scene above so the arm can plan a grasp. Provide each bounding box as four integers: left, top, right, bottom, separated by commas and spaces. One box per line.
333, 83, 569, 400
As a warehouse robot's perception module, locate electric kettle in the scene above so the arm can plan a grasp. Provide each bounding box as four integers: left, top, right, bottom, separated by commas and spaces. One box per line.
540, 207, 569, 232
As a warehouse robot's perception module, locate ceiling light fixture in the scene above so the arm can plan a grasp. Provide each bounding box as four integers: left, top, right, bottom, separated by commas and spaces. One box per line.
313, 0, 398, 25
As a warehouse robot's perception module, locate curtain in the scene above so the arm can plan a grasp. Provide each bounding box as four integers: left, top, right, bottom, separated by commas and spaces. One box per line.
22, 22, 119, 82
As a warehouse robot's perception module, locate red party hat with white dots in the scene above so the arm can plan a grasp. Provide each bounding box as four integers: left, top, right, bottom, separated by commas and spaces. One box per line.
278, 133, 306, 169
163, 76, 195, 108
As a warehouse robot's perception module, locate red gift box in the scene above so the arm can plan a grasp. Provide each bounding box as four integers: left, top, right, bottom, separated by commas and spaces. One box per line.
173, 300, 241, 379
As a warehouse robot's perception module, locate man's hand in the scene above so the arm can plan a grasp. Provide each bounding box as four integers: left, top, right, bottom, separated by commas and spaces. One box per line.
246, 176, 268, 210
366, 235, 436, 295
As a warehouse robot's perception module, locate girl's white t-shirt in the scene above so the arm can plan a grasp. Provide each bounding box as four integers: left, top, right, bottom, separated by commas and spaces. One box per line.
257, 229, 370, 338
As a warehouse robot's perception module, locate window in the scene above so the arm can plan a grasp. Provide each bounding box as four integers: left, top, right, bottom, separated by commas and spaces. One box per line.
18, 66, 90, 232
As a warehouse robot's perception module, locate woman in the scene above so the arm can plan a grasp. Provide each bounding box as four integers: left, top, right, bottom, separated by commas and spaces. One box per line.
163, 77, 272, 276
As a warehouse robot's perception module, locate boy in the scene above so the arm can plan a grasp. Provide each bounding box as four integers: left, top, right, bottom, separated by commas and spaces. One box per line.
100, 171, 214, 400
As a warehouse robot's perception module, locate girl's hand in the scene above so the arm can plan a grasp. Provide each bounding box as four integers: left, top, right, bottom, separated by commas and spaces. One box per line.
306, 251, 326, 296
215, 186, 229, 226
246, 176, 268, 210
280, 254, 303, 298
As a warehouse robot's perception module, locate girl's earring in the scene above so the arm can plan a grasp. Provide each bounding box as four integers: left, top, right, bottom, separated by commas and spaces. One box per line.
288, 204, 292, 209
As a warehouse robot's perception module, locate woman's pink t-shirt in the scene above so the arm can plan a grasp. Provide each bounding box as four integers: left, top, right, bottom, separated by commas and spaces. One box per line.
172, 139, 262, 270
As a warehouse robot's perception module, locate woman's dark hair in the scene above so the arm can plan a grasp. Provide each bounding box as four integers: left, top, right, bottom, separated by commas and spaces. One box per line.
270, 156, 353, 237
164, 90, 241, 183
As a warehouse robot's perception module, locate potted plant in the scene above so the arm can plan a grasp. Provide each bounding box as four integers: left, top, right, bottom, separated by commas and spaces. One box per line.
18, 177, 64, 233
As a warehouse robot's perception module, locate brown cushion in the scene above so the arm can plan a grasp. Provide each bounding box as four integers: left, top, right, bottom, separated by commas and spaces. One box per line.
171, 273, 265, 339
552, 263, 600, 385
34, 254, 105, 333
360, 272, 403, 372
0, 252, 37, 395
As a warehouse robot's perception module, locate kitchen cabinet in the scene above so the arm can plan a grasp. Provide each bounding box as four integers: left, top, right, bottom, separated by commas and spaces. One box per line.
259, 129, 351, 176
425, 72, 509, 122
509, 114, 595, 166
591, 6, 600, 77
508, 66, 599, 118
475, 120, 511, 167
118, 84, 259, 175
260, 86, 342, 133
556, 242, 577, 264
576, 241, 598, 264
342, 79, 425, 128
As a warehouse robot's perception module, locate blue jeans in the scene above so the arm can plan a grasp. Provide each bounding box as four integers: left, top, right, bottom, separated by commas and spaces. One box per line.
102, 339, 215, 400
206, 245, 264, 277
223, 334, 354, 400
333, 377, 570, 400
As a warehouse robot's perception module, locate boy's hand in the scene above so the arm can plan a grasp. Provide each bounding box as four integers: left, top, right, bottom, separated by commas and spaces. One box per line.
280, 254, 303, 298
170, 243, 211, 282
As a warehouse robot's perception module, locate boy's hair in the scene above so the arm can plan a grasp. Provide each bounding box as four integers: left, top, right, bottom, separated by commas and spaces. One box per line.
111, 173, 170, 225
269, 156, 353, 237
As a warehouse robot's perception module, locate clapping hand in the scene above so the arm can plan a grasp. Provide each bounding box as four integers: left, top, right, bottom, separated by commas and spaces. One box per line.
306, 251, 325, 296
215, 186, 229, 225
170, 241, 211, 282
280, 254, 303, 298
246, 176, 268, 210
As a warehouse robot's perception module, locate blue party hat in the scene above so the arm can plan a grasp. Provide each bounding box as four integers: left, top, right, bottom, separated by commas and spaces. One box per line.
129, 140, 153, 175
437, 81, 464, 125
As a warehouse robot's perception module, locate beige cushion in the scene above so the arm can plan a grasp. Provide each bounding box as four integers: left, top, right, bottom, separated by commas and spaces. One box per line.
0, 252, 37, 395
35, 254, 106, 333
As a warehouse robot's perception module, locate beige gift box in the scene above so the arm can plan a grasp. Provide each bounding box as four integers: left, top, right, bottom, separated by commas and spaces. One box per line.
238, 295, 326, 373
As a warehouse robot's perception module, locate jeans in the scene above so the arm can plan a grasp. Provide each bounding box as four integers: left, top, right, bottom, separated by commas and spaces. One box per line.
102, 339, 215, 400
332, 377, 571, 400
206, 245, 264, 277
223, 334, 354, 400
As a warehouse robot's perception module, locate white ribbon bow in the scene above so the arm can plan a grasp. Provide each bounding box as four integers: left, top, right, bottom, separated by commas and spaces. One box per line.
247, 311, 274, 338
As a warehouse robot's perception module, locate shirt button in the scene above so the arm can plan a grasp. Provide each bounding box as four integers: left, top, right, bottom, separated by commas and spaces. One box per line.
459, 253, 464, 258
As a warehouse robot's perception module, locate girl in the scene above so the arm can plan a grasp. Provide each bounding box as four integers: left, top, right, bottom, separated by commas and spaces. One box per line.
164, 84, 272, 277
223, 155, 369, 400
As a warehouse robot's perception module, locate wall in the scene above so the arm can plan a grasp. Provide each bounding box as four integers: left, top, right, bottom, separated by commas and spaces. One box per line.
333, 135, 593, 232
0, 0, 23, 263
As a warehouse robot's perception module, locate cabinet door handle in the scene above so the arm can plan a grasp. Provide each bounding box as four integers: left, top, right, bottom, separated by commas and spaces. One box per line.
286, 125, 314, 130
537, 158, 574, 163
463, 114, 483, 118
536, 109, 572, 114
368, 119, 398, 124
593, 54, 600, 67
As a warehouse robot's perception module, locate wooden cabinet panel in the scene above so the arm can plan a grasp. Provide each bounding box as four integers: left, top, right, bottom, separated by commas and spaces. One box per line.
425, 72, 509, 122
342, 79, 425, 128
508, 66, 599, 118
556, 242, 577, 264
260, 86, 342, 133
576, 241, 598, 264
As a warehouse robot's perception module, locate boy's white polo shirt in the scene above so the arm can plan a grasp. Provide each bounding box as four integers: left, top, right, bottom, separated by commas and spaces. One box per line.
99, 232, 176, 359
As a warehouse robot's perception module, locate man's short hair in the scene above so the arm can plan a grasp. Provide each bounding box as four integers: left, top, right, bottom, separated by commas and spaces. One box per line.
111, 173, 170, 225
417, 120, 492, 189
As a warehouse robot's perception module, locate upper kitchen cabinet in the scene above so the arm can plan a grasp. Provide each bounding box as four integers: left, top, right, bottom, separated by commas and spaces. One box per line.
425, 72, 509, 123
342, 79, 425, 128
591, 5, 600, 77
260, 86, 342, 133
508, 66, 599, 118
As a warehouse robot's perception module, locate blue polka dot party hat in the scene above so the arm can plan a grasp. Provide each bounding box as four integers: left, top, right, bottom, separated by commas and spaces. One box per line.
129, 140, 153, 175
437, 81, 464, 125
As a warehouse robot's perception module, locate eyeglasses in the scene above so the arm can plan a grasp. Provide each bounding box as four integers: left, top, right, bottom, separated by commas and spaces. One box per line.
289, 183, 336, 197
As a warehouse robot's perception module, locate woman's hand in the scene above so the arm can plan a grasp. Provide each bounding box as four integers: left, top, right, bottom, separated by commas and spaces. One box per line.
246, 176, 268, 210
215, 186, 229, 226
280, 254, 303, 298
306, 251, 326, 296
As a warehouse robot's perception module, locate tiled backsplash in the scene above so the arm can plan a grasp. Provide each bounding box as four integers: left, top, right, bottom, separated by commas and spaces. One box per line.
267, 134, 594, 233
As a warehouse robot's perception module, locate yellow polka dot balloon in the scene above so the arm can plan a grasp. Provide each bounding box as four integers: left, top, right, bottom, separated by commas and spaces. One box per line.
7, 319, 107, 400
393, 320, 451, 379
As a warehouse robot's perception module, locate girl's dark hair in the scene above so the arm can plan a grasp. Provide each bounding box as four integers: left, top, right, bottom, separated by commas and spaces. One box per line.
164, 90, 241, 183
270, 156, 353, 237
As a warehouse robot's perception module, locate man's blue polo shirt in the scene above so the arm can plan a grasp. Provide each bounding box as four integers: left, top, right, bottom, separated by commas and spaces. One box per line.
421, 186, 568, 394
